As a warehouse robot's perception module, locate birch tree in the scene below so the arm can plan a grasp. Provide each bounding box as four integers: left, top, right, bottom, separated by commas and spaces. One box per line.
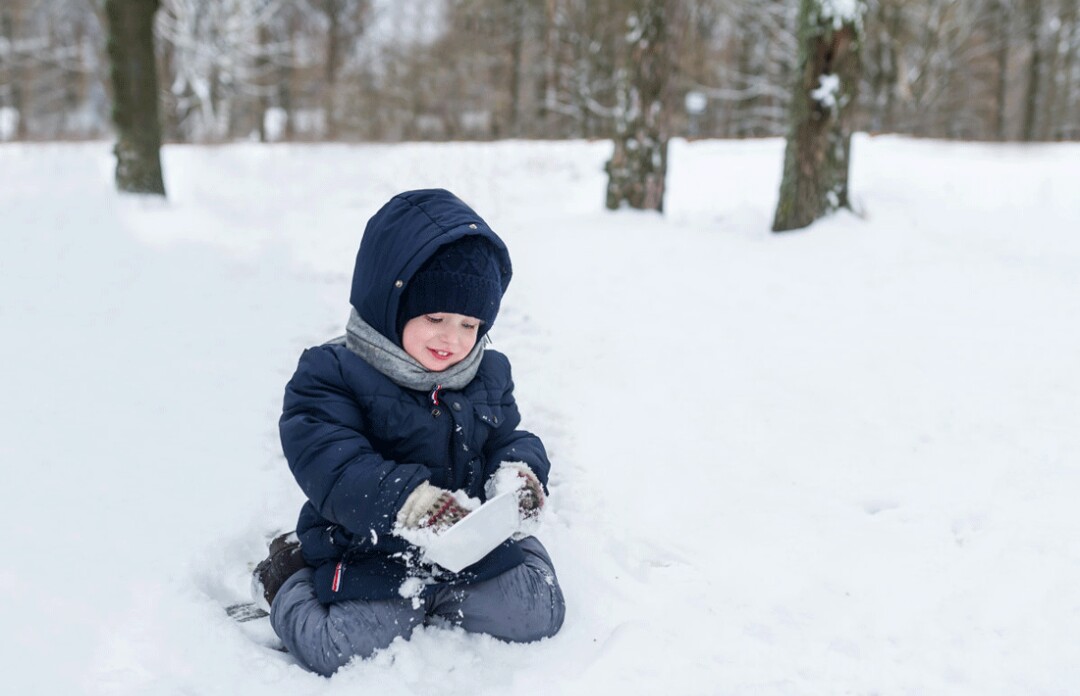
772, 0, 864, 232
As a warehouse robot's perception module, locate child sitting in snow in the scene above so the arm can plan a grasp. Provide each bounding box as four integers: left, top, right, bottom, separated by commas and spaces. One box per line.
252, 189, 565, 676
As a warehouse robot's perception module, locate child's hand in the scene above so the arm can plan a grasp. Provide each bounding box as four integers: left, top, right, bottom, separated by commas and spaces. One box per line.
516, 468, 545, 518
396, 481, 471, 533
486, 463, 545, 520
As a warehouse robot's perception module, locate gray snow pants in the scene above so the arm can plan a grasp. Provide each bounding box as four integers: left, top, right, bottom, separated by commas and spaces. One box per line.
269, 537, 565, 676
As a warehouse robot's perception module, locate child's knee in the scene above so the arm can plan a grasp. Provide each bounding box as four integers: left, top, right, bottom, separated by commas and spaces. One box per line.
271, 579, 420, 676
462, 560, 567, 643
517, 576, 566, 641
319, 602, 420, 671
495, 580, 566, 643
518, 539, 566, 639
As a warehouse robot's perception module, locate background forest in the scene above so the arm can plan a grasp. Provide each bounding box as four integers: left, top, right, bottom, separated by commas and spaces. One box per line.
2, 0, 1078, 144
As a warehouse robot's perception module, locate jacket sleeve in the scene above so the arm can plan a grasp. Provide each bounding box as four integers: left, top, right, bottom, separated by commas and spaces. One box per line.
481, 354, 552, 489
279, 346, 430, 536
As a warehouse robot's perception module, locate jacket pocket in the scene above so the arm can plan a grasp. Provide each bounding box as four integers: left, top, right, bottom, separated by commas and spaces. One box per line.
473, 403, 504, 429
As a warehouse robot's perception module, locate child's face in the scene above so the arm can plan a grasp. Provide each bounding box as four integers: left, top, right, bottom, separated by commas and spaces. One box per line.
401, 313, 482, 371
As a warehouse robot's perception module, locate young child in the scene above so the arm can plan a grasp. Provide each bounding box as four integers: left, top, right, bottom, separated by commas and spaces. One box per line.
253, 189, 565, 676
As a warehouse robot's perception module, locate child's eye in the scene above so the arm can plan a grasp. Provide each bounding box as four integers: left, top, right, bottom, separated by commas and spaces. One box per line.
462, 322, 477, 330
425, 315, 443, 324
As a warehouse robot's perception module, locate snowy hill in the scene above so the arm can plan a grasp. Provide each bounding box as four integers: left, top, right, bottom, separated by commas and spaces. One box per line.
2, 136, 1078, 695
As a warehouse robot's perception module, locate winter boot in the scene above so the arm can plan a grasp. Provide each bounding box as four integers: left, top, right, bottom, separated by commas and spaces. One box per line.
251, 531, 307, 613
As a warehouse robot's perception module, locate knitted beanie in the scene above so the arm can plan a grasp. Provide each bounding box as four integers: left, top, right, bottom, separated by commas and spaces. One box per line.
396, 236, 504, 342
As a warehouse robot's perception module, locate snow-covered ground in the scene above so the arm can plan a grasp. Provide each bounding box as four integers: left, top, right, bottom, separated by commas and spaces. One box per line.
2, 136, 1078, 695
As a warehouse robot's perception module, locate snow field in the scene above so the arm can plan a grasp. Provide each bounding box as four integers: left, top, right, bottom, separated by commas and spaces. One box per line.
1, 136, 1078, 694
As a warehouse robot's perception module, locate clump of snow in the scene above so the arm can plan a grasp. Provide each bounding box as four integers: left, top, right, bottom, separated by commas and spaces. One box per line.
484, 462, 530, 499
398, 577, 426, 600
3, 136, 1079, 695
818, 0, 865, 30
684, 90, 707, 115
485, 463, 544, 539
811, 73, 841, 111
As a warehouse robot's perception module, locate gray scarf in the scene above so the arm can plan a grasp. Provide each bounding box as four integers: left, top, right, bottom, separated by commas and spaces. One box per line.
333, 308, 487, 391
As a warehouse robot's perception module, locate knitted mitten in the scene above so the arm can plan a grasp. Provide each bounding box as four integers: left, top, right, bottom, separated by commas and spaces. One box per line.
486, 463, 545, 519
397, 481, 471, 532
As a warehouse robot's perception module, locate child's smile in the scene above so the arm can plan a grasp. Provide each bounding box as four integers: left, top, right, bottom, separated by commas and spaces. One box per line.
401, 312, 482, 371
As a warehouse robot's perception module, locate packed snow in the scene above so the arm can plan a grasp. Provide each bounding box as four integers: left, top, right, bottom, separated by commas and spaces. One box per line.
2, 136, 1079, 695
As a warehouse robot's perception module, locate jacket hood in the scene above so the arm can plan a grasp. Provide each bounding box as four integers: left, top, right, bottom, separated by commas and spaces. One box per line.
349, 189, 513, 344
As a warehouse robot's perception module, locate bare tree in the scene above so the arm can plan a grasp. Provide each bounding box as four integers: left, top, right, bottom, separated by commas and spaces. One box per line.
680, 1, 796, 139
157, 0, 296, 141
605, 0, 682, 212
1021, 0, 1045, 141
0, 0, 109, 140
530, 0, 627, 139
992, 0, 1012, 140
105, 0, 166, 195
4, 0, 1080, 144
772, 0, 864, 232
1056, 0, 1080, 138
863, 0, 903, 133
313, 0, 369, 139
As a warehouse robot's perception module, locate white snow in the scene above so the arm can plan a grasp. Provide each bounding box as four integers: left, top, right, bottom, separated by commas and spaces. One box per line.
811, 73, 841, 110
684, 90, 707, 115
818, 0, 864, 29
0, 106, 18, 140
2, 136, 1079, 695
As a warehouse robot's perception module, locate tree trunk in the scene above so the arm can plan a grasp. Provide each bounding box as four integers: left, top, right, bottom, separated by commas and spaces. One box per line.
104, 0, 166, 196
772, 0, 863, 233
875, 0, 901, 133
1021, 0, 1043, 142
323, 0, 342, 140
539, 0, 559, 138
1, 3, 28, 140
605, 0, 679, 213
994, 0, 1011, 141
506, 0, 525, 138
1052, 0, 1078, 139
255, 23, 270, 143
280, 15, 298, 141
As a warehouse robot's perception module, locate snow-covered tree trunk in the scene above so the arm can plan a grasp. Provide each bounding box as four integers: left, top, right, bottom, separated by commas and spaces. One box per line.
772, 0, 863, 232
605, 0, 679, 213
105, 0, 166, 195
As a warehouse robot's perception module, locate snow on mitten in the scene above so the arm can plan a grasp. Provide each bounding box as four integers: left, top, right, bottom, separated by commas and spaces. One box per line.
485, 462, 545, 521
397, 481, 471, 533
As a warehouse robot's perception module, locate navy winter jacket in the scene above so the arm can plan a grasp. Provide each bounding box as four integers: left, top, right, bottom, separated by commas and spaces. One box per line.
279, 190, 550, 604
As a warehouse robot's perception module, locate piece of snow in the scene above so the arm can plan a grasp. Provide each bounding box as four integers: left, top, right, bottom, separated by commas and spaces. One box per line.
420, 492, 520, 573
818, 0, 863, 29
811, 73, 841, 110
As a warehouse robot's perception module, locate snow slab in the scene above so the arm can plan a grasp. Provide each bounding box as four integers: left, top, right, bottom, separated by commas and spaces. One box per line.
1, 136, 1079, 695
